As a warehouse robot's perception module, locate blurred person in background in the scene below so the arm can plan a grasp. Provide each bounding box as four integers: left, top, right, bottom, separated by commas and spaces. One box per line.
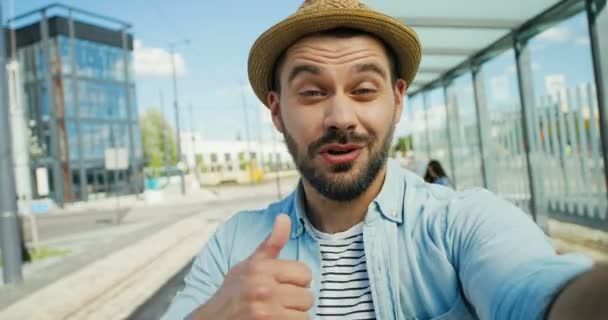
163, 1, 608, 319
424, 159, 451, 187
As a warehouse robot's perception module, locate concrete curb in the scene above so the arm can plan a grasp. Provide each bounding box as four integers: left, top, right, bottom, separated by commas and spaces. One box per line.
0, 211, 216, 320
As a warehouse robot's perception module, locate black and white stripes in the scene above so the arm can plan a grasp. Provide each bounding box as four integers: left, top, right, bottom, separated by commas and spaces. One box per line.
310, 223, 376, 320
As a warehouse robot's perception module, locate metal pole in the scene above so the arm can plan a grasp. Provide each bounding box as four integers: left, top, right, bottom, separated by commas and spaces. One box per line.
472, 66, 498, 191
170, 45, 185, 195
160, 90, 169, 181
114, 131, 119, 214
421, 92, 432, 158
514, 36, 548, 232
0, 1, 23, 284
68, 11, 87, 202
189, 103, 203, 186
240, 81, 253, 183
442, 83, 457, 188
257, 107, 265, 173
40, 10, 65, 207
586, 0, 608, 209
122, 29, 139, 196
111, 127, 118, 197
190, 102, 196, 165
271, 126, 282, 200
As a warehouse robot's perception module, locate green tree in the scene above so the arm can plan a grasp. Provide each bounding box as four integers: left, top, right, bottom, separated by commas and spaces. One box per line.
139, 109, 178, 176
393, 135, 413, 154
238, 152, 247, 170
28, 120, 46, 160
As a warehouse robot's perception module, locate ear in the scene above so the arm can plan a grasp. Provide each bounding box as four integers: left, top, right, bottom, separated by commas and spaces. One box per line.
267, 91, 284, 133
393, 79, 407, 125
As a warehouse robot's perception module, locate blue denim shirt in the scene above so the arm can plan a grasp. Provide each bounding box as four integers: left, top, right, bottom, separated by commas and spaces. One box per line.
164, 160, 593, 320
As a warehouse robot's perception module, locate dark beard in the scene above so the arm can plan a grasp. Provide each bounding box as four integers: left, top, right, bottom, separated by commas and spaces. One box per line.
283, 125, 394, 202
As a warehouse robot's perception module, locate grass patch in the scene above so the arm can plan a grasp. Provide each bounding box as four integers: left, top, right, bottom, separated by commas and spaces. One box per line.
0, 247, 71, 268
29, 247, 71, 261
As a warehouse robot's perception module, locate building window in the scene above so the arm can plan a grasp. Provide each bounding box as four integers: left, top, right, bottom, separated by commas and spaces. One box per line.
224, 153, 231, 162
210, 153, 218, 163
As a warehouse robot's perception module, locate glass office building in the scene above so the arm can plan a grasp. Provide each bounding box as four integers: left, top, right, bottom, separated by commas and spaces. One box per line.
10, 5, 142, 206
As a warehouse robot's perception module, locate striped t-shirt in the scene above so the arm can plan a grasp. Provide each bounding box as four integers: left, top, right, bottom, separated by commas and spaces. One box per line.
307, 221, 376, 320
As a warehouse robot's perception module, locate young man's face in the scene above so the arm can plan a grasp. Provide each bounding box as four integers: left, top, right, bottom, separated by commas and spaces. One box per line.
267, 34, 407, 201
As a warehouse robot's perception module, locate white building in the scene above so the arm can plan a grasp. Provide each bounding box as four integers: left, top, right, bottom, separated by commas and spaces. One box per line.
545, 74, 569, 112
180, 132, 294, 173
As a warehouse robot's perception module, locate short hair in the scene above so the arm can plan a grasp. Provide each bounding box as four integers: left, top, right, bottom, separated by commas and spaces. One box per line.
272, 27, 400, 93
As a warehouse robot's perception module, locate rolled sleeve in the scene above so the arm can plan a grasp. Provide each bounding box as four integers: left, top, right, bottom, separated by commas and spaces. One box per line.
445, 189, 593, 320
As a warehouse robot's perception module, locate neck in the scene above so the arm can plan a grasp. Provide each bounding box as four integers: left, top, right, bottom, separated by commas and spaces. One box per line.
302, 164, 388, 234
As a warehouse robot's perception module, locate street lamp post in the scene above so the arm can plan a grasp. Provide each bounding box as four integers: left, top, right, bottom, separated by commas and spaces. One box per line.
240, 82, 253, 183
160, 90, 170, 182
271, 126, 282, 200
0, 1, 23, 284
169, 40, 189, 195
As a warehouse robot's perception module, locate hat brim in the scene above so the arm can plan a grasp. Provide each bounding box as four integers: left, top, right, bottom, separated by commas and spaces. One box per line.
248, 8, 421, 106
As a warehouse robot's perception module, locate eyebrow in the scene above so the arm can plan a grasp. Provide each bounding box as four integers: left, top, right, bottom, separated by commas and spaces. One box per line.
354, 63, 387, 80
287, 64, 321, 84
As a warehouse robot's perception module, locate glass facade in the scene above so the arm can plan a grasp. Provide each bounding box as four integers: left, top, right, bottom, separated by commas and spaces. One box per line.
480, 49, 532, 212
524, 12, 607, 222
425, 87, 452, 179
404, 94, 430, 174
407, 1, 608, 232
16, 16, 142, 204
446, 73, 484, 189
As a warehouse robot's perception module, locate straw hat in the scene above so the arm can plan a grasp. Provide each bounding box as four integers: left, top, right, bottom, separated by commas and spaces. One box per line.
248, 0, 421, 106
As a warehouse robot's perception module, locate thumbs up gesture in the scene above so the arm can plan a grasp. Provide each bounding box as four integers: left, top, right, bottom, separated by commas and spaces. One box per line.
193, 214, 314, 320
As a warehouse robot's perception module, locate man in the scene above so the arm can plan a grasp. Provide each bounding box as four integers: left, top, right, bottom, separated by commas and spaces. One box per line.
164, 1, 607, 319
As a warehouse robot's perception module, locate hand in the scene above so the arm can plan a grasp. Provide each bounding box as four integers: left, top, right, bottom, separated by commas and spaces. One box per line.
193, 214, 314, 320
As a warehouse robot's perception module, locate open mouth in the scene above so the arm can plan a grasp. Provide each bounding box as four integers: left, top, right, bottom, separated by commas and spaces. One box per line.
327, 148, 356, 155
320, 144, 363, 165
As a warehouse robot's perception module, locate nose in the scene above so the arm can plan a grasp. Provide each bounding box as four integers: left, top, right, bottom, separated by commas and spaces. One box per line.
323, 93, 357, 132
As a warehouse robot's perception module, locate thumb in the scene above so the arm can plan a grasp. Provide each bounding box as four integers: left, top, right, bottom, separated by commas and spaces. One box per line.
251, 214, 292, 260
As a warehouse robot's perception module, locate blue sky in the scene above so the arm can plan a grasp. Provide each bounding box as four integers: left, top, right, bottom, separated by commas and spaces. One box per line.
10, 1, 598, 142
481, 11, 595, 111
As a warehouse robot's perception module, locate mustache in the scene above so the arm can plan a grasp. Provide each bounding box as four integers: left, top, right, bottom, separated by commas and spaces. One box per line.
307, 130, 373, 158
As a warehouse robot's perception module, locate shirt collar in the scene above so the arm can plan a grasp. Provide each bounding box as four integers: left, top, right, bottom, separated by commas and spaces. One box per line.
287, 159, 408, 238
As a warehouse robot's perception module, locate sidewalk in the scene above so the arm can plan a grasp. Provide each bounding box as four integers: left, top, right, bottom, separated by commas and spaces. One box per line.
0, 177, 298, 319
0, 209, 220, 320
0, 184, 216, 312
47, 177, 219, 215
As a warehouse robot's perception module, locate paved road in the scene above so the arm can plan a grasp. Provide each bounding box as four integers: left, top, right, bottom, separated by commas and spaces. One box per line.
22, 208, 131, 242
128, 261, 192, 320
23, 176, 298, 244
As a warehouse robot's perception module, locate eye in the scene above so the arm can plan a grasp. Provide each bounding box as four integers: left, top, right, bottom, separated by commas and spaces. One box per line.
353, 88, 376, 95
300, 90, 325, 97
